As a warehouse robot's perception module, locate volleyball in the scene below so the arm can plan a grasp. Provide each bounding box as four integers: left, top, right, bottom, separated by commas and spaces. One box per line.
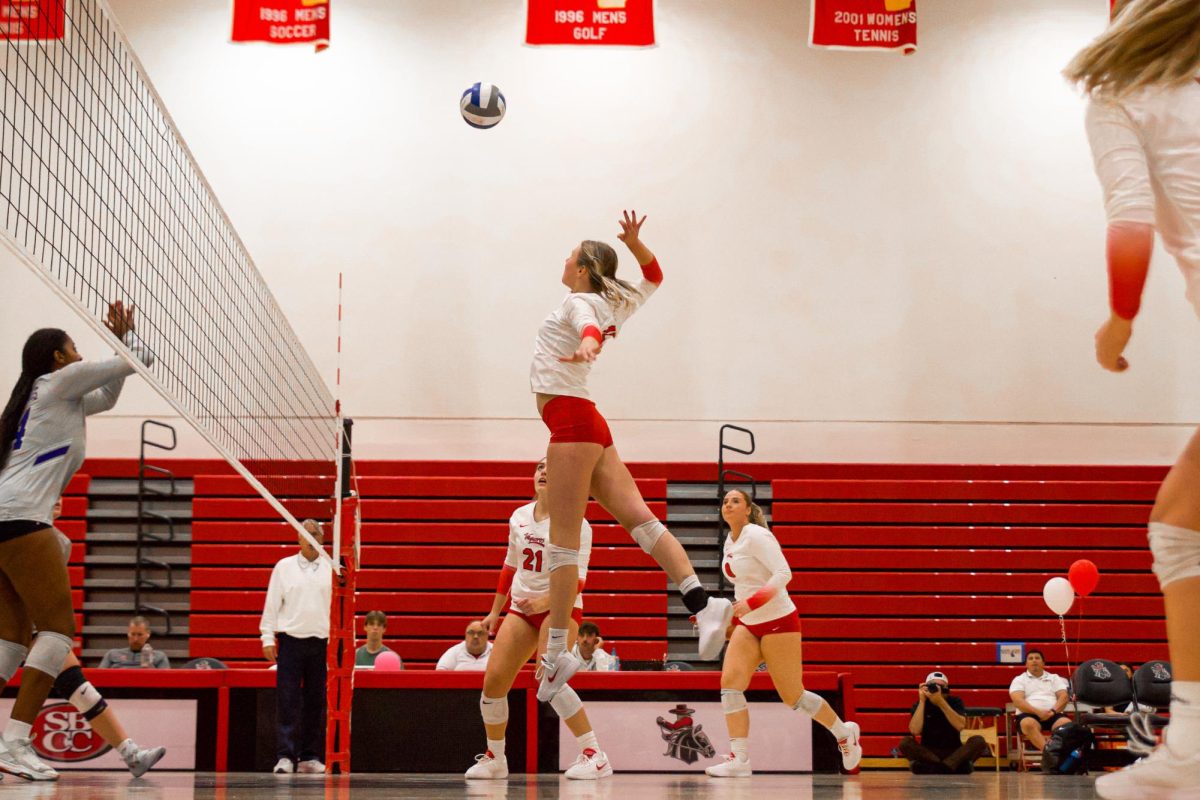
460, 82, 506, 129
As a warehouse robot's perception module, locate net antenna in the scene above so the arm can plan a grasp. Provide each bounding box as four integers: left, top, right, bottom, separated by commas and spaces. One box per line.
1, 0, 336, 564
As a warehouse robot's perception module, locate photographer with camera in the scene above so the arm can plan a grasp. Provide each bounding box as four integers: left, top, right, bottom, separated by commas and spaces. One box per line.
898, 671, 989, 774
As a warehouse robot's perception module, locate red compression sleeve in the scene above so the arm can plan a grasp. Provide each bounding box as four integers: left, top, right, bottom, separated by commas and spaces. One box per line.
746, 585, 777, 610
1107, 222, 1154, 320
640, 258, 663, 286
581, 325, 604, 344
496, 565, 516, 595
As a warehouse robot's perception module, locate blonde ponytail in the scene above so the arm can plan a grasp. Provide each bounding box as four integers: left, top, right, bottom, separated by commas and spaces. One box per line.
1064, 0, 1200, 97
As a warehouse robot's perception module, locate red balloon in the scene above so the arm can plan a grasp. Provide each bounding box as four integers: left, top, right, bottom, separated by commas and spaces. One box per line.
1069, 559, 1100, 597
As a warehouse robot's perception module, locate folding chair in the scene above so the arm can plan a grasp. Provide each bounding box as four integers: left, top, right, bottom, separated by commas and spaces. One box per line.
963, 706, 1003, 772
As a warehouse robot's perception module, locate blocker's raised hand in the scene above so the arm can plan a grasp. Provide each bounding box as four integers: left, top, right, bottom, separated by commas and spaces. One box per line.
617, 209, 646, 247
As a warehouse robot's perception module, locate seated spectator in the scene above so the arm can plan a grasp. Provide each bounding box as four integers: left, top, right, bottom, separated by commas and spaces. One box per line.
100, 616, 170, 669
355, 610, 401, 669
1009, 650, 1071, 751
435, 620, 492, 671
571, 621, 617, 672
898, 671, 988, 774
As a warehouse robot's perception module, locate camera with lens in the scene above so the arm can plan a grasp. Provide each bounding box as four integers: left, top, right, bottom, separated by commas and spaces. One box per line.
925, 682, 942, 694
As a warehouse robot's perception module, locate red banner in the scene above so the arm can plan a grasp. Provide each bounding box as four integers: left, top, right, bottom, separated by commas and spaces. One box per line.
0, 0, 65, 41
526, 0, 655, 47
231, 0, 330, 51
809, 0, 917, 53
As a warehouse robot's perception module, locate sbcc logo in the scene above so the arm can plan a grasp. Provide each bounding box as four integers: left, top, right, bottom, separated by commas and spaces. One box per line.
31, 703, 111, 762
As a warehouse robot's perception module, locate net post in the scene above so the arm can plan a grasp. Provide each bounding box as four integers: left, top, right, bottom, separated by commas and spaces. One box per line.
325, 490, 359, 774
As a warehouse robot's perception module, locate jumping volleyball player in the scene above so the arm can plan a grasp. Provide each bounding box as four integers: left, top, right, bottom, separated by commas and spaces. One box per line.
1065, 0, 1200, 796
466, 458, 610, 780
532, 210, 733, 702
0, 302, 155, 781
705, 489, 861, 776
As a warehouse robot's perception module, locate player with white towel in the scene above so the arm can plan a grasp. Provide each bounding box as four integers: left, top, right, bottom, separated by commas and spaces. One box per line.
705, 489, 861, 777
466, 458, 611, 781
0, 302, 154, 781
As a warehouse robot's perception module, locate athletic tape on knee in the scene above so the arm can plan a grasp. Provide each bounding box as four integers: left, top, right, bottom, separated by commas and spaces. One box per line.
24, 631, 73, 678
546, 544, 580, 573
54, 666, 107, 721
793, 691, 824, 717
550, 686, 583, 720
720, 689, 747, 715
480, 693, 509, 726
630, 519, 667, 555
1148, 522, 1200, 588
0, 639, 28, 683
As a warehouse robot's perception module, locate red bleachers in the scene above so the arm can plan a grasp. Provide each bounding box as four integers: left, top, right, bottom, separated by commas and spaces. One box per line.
187, 469, 669, 668
771, 475, 1168, 757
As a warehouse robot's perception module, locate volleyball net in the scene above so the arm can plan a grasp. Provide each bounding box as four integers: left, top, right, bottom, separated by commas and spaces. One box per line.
0, 0, 352, 562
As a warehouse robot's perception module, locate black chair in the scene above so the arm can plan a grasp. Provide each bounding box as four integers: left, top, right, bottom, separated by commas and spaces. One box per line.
182, 657, 228, 670
1073, 658, 1133, 727
1127, 661, 1172, 752
663, 661, 694, 671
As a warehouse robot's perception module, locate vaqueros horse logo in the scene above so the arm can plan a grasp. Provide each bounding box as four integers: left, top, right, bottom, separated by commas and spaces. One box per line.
655, 704, 716, 765
1090, 662, 1113, 680
1152, 663, 1171, 682
31, 703, 110, 762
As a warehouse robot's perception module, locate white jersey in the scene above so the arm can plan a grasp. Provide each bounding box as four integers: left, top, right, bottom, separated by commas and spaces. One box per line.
1085, 77, 1200, 313
529, 277, 659, 399
505, 501, 591, 609
1009, 670, 1069, 712
0, 333, 152, 525
721, 523, 796, 626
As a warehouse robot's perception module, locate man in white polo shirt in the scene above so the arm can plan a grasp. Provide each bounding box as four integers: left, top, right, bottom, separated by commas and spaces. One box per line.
1009, 649, 1071, 751
435, 620, 492, 671
260, 519, 332, 774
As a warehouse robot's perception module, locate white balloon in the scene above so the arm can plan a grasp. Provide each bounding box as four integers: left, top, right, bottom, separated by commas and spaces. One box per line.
1043, 577, 1075, 616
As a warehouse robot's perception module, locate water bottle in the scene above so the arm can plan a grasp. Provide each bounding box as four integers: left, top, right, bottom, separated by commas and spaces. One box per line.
610, 646, 620, 672
140, 643, 154, 668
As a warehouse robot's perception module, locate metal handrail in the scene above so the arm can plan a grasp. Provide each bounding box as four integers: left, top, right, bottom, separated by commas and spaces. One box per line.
136, 421, 177, 630
716, 425, 757, 594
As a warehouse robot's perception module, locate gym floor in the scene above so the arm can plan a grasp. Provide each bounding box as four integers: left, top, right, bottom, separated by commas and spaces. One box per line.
0, 771, 1101, 799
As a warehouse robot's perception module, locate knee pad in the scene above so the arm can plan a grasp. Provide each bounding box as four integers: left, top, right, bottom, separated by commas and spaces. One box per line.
480, 693, 509, 726
630, 519, 667, 555
550, 686, 583, 720
1148, 522, 1200, 588
720, 689, 747, 715
0, 639, 28, 683
53, 665, 107, 721
793, 691, 824, 717
546, 545, 579, 573
23, 631, 73, 678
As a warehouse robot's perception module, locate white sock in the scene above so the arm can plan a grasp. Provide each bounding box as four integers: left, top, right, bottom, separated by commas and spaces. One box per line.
117, 738, 137, 758
546, 628, 568, 660
730, 737, 749, 762
3, 720, 31, 743
487, 738, 506, 759
830, 719, 850, 740
1166, 680, 1200, 759
577, 730, 600, 754
679, 574, 702, 595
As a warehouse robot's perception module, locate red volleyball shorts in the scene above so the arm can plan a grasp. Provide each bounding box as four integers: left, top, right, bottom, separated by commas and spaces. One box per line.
509, 606, 584, 632
541, 396, 614, 448
733, 612, 802, 640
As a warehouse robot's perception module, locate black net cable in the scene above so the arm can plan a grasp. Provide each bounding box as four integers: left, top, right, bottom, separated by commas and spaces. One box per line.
1, 1, 337, 480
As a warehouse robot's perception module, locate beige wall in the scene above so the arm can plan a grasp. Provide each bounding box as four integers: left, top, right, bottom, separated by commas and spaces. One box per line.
3, 0, 1195, 462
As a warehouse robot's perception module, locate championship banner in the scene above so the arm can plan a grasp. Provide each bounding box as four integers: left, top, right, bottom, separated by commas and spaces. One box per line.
231, 0, 330, 52
1, 0, 66, 41
809, 0, 917, 54
526, 0, 655, 47
559, 701, 813, 771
